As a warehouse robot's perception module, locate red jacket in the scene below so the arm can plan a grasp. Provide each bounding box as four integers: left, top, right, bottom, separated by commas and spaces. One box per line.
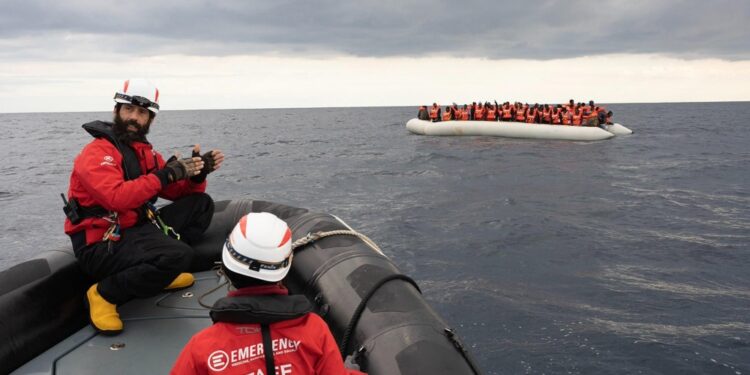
170, 285, 363, 375
64, 121, 206, 245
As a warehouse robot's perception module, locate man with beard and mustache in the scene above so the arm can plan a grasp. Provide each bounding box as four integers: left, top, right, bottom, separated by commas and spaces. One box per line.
63, 79, 225, 335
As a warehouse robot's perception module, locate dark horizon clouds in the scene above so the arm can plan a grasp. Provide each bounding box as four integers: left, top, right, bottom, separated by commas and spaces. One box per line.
1, 0, 748, 61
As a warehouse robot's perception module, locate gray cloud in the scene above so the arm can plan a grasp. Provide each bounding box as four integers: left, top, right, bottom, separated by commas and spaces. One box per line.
1, 0, 749, 60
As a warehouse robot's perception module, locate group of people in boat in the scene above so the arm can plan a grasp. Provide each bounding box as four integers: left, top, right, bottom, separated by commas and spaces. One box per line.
418, 99, 614, 127
62, 79, 364, 374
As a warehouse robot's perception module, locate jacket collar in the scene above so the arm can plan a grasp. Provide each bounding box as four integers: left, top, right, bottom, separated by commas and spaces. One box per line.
228, 284, 289, 297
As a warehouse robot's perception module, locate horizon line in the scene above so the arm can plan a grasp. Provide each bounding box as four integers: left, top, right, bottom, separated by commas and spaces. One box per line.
1, 100, 749, 115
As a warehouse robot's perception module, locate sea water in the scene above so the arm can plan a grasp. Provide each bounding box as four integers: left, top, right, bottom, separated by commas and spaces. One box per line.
1, 103, 748, 374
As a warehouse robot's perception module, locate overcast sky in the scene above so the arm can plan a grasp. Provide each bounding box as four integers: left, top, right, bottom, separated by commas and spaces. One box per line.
1, 0, 749, 112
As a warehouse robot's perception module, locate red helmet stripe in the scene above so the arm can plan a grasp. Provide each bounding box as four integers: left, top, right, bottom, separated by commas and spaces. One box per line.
123, 80, 130, 93
278, 228, 291, 247
239, 215, 248, 238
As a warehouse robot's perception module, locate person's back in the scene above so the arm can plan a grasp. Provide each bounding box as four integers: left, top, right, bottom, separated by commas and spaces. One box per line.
171, 286, 351, 375
171, 212, 363, 375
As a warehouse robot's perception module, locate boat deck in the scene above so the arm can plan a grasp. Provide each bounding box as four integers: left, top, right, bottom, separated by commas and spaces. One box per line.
12, 271, 224, 375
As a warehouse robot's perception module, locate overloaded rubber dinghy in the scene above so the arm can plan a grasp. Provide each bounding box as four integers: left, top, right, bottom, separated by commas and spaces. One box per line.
1, 199, 481, 375
406, 118, 632, 141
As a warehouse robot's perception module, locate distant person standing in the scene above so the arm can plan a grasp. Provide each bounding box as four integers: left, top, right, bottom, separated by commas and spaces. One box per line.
515, 103, 527, 122
429, 103, 441, 122
474, 102, 485, 121
461, 104, 471, 120
486, 101, 498, 121
560, 107, 572, 125
442, 105, 454, 121
500, 102, 513, 122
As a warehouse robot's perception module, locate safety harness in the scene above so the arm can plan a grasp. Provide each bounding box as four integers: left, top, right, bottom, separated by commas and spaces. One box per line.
62, 121, 178, 243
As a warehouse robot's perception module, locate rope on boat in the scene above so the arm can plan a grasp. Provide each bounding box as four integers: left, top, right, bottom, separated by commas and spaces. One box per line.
292, 230, 384, 256
198, 266, 229, 309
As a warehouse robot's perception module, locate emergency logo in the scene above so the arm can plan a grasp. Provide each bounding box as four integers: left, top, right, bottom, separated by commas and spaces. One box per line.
207, 350, 230, 372
100, 155, 116, 166
205, 338, 300, 372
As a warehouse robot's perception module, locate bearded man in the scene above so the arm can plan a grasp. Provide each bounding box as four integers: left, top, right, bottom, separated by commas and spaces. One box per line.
63, 79, 225, 335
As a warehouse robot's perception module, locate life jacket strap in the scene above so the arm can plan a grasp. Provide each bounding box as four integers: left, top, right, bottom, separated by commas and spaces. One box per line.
261, 323, 275, 375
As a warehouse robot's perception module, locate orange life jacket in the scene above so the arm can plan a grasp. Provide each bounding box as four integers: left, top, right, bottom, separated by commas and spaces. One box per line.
502, 106, 512, 120
486, 107, 496, 121
551, 110, 562, 124
542, 109, 551, 122
462, 108, 471, 120
515, 108, 526, 121
475, 107, 485, 121
429, 106, 439, 120
583, 106, 599, 120
572, 112, 583, 125
561, 113, 572, 125
526, 109, 537, 123
442, 110, 453, 121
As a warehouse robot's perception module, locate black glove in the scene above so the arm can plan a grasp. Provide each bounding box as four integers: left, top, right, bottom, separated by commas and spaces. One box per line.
190, 150, 216, 183
164, 155, 201, 182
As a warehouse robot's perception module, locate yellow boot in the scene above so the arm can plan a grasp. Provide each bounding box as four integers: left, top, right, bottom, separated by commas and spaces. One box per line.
165, 273, 195, 290
86, 284, 123, 335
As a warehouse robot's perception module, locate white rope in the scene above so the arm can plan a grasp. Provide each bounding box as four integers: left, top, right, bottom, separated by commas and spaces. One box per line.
292, 230, 384, 256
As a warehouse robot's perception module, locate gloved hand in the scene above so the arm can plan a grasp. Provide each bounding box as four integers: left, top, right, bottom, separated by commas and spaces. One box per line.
190, 149, 217, 183
164, 155, 203, 182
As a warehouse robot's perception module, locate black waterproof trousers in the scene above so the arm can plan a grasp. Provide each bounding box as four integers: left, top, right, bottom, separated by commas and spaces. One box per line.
73, 193, 214, 305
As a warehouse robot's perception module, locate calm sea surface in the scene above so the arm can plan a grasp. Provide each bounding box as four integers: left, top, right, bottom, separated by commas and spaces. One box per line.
1, 103, 749, 374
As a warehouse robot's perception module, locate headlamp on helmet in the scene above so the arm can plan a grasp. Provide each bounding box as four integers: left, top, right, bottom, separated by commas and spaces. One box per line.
114, 79, 160, 114
222, 212, 293, 283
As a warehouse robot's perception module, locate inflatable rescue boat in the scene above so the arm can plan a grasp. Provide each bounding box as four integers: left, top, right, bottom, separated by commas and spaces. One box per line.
406, 118, 632, 141
1, 199, 481, 375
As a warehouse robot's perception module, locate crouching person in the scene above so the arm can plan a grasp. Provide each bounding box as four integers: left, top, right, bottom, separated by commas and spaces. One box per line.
65, 79, 223, 336
170, 212, 365, 375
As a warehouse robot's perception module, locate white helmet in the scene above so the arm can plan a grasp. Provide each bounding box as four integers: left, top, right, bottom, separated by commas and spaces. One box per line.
222, 212, 293, 282
114, 78, 160, 114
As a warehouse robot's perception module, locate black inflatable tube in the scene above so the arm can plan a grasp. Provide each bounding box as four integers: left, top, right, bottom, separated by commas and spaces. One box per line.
0, 250, 90, 374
